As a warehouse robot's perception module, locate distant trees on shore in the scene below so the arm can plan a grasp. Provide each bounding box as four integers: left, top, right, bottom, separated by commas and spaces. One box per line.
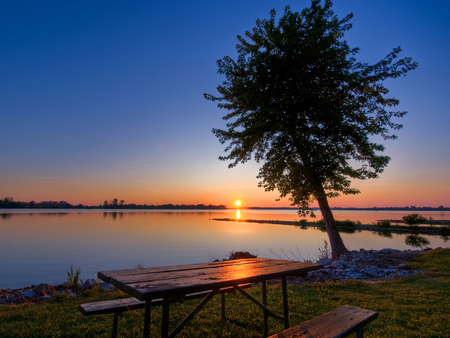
0, 197, 227, 210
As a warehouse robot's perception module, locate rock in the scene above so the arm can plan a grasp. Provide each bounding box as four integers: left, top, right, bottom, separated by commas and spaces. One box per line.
37, 295, 52, 302
100, 283, 115, 292
229, 251, 257, 260
35, 283, 56, 296
21, 291, 37, 299
307, 271, 319, 278
65, 290, 78, 297
331, 261, 345, 269
317, 258, 332, 266
398, 264, 412, 270
81, 279, 97, 290
380, 248, 400, 254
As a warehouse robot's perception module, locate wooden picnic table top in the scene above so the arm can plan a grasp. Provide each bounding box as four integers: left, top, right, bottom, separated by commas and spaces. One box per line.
98, 258, 322, 301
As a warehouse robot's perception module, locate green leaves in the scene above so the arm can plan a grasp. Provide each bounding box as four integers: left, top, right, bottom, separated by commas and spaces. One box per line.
205, 1, 417, 215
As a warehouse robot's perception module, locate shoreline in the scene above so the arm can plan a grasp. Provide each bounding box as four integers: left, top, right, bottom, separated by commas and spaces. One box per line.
1, 247, 432, 305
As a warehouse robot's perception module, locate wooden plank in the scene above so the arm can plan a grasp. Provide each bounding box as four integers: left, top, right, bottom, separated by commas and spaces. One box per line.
268, 305, 378, 338
98, 258, 273, 282
79, 284, 253, 316
121, 262, 321, 300
108, 260, 320, 290
79, 297, 145, 315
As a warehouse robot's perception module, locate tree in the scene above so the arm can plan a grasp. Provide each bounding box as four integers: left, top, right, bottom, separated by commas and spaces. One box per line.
402, 214, 427, 227
205, 0, 417, 259
111, 198, 119, 208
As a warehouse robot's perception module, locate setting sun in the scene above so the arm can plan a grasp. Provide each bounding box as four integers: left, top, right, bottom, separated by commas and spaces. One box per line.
235, 200, 241, 207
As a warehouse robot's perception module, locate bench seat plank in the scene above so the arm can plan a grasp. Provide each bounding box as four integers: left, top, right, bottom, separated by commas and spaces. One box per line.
269, 305, 378, 338
79, 284, 251, 316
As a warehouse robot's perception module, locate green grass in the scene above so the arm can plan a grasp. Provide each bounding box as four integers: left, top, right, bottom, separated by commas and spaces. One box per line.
1, 249, 449, 337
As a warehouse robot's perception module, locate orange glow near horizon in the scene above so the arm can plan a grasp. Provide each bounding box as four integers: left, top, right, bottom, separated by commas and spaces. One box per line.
2, 176, 449, 209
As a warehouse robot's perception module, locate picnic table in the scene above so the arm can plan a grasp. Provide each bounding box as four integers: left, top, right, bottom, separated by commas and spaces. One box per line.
98, 258, 322, 338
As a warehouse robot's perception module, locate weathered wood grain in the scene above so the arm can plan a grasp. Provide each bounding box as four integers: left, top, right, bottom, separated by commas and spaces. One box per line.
268, 305, 378, 338
79, 284, 252, 316
105, 259, 311, 288
98, 258, 272, 282
101, 260, 321, 300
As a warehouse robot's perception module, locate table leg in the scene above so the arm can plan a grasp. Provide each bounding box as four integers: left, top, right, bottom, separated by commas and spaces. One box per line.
262, 280, 268, 337
143, 300, 152, 338
221, 292, 226, 320
162, 297, 170, 338
282, 276, 289, 329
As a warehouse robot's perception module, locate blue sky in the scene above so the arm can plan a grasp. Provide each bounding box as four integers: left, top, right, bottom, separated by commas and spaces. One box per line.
1, 0, 449, 207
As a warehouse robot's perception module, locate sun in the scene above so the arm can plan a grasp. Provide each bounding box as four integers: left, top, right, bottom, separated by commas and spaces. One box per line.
235, 200, 241, 207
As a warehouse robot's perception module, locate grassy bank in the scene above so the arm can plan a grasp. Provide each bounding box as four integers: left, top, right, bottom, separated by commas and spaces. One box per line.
1, 249, 449, 337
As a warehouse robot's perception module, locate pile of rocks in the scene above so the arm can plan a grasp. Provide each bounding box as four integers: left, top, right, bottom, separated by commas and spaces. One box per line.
0, 279, 116, 305
299, 248, 428, 284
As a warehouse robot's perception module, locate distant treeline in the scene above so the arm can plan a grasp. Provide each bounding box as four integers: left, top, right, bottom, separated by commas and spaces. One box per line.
0, 197, 448, 211
0, 197, 227, 210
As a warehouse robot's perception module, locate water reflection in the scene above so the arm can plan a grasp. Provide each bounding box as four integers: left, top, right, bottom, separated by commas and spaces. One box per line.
373, 231, 394, 239
405, 234, 430, 248
236, 209, 241, 220
371, 229, 432, 248
103, 212, 124, 220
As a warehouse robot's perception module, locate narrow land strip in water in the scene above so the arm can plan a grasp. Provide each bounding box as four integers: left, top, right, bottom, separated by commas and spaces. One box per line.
212, 218, 450, 236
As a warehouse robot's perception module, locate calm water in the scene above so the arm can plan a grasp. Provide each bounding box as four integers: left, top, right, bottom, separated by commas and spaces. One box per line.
1, 209, 449, 289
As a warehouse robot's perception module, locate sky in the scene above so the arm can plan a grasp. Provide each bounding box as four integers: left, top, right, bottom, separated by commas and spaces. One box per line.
1, 0, 449, 209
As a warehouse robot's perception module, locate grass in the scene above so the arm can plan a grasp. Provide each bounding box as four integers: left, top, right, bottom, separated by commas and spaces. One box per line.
1, 249, 449, 337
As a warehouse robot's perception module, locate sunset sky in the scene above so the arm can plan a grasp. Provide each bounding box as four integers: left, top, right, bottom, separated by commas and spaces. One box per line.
1, 0, 449, 209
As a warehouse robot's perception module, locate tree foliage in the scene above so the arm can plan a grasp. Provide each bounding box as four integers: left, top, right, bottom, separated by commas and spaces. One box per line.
205, 0, 417, 258
403, 214, 427, 227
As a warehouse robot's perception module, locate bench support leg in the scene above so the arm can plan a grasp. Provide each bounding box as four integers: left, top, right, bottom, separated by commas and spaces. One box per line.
282, 276, 289, 329
221, 292, 226, 320
112, 313, 120, 338
143, 300, 152, 338
262, 280, 268, 337
234, 284, 283, 320
161, 297, 170, 338
357, 327, 364, 338
168, 289, 219, 338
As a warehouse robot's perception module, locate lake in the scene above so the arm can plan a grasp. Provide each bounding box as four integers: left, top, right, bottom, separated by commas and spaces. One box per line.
1, 209, 449, 289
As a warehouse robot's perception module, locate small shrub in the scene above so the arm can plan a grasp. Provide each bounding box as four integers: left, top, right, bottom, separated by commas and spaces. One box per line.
317, 240, 330, 259
377, 219, 391, 227
336, 219, 356, 227
402, 214, 427, 227
66, 263, 83, 289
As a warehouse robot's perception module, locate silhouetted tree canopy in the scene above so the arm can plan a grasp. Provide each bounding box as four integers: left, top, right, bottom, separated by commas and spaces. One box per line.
205, 0, 417, 258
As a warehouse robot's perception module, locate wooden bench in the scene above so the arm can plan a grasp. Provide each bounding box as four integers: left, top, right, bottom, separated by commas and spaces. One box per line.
268, 305, 378, 338
79, 284, 251, 338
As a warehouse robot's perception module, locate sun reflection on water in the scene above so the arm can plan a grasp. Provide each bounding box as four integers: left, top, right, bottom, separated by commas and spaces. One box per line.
236, 209, 240, 220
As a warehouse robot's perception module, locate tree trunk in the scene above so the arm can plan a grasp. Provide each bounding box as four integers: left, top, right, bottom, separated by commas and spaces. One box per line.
317, 196, 348, 260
